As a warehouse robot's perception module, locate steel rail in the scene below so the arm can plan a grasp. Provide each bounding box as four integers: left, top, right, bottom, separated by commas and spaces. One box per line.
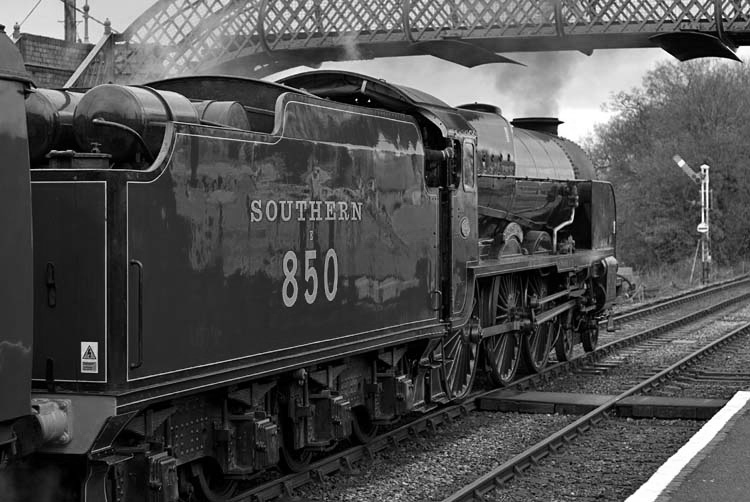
230, 278, 750, 501
441, 323, 750, 502
536, 285, 750, 388
607, 274, 750, 325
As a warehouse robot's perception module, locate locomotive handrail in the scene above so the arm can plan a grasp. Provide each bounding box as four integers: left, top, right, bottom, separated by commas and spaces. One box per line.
92, 118, 155, 164
129, 259, 144, 370
552, 206, 576, 253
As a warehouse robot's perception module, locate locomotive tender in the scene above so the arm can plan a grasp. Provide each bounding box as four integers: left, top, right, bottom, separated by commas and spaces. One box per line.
0, 27, 617, 501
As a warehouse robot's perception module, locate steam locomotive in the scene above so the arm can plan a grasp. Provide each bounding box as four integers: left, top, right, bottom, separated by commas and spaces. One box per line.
0, 27, 616, 501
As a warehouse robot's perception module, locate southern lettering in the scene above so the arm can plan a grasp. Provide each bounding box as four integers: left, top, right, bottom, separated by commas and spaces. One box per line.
250, 200, 363, 223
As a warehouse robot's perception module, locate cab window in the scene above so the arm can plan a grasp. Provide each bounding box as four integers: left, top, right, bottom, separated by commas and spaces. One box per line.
463, 141, 476, 190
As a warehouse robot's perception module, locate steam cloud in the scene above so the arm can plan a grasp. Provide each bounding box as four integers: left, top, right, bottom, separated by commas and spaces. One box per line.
494, 51, 582, 117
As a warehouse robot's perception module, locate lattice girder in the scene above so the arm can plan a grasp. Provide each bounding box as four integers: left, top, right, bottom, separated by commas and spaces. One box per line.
69, 0, 750, 86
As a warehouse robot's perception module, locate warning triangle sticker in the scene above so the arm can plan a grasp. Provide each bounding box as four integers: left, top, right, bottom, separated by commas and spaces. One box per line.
82, 345, 97, 360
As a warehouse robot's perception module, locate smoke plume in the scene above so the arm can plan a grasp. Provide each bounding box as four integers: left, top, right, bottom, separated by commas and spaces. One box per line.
494, 51, 582, 117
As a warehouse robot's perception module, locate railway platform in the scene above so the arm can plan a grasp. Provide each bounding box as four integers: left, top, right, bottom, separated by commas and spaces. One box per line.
626, 390, 750, 502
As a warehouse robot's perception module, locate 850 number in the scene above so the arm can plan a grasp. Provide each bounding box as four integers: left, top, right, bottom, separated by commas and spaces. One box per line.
282, 248, 338, 307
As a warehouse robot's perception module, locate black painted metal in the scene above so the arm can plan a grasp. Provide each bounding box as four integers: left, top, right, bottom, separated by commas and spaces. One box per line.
31, 182, 107, 383
18, 69, 618, 420
651, 30, 742, 61
0, 28, 34, 428
124, 93, 440, 385
28, 84, 451, 403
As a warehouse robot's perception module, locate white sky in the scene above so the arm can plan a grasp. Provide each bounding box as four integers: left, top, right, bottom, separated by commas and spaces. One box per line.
4, 0, 749, 141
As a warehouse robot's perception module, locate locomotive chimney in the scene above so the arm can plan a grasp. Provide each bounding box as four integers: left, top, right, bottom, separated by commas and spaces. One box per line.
511, 117, 563, 136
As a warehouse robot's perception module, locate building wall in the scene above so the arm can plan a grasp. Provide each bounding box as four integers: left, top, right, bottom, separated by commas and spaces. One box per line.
14, 33, 92, 88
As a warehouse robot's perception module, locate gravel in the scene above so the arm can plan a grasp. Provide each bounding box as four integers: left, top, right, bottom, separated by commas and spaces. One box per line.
538, 303, 750, 395
646, 311, 750, 400
488, 417, 703, 502
294, 412, 574, 501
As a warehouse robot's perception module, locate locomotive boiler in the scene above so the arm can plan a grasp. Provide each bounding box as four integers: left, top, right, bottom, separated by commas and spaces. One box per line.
0, 27, 616, 502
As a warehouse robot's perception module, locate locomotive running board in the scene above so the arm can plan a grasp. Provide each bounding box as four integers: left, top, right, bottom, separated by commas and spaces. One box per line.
470, 248, 614, 278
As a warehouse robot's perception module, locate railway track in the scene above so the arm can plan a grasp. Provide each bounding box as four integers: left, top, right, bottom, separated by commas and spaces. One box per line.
597, 274, 750, 345
552, 335, 750, 502
224, 276, 750, 502
443, 302, 750, 501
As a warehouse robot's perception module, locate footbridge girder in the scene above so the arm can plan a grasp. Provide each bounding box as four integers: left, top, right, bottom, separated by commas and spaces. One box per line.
66, 0, 750, 87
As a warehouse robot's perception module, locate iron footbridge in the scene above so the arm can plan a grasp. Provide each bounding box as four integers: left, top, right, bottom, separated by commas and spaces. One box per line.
66, 0, 750, 87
